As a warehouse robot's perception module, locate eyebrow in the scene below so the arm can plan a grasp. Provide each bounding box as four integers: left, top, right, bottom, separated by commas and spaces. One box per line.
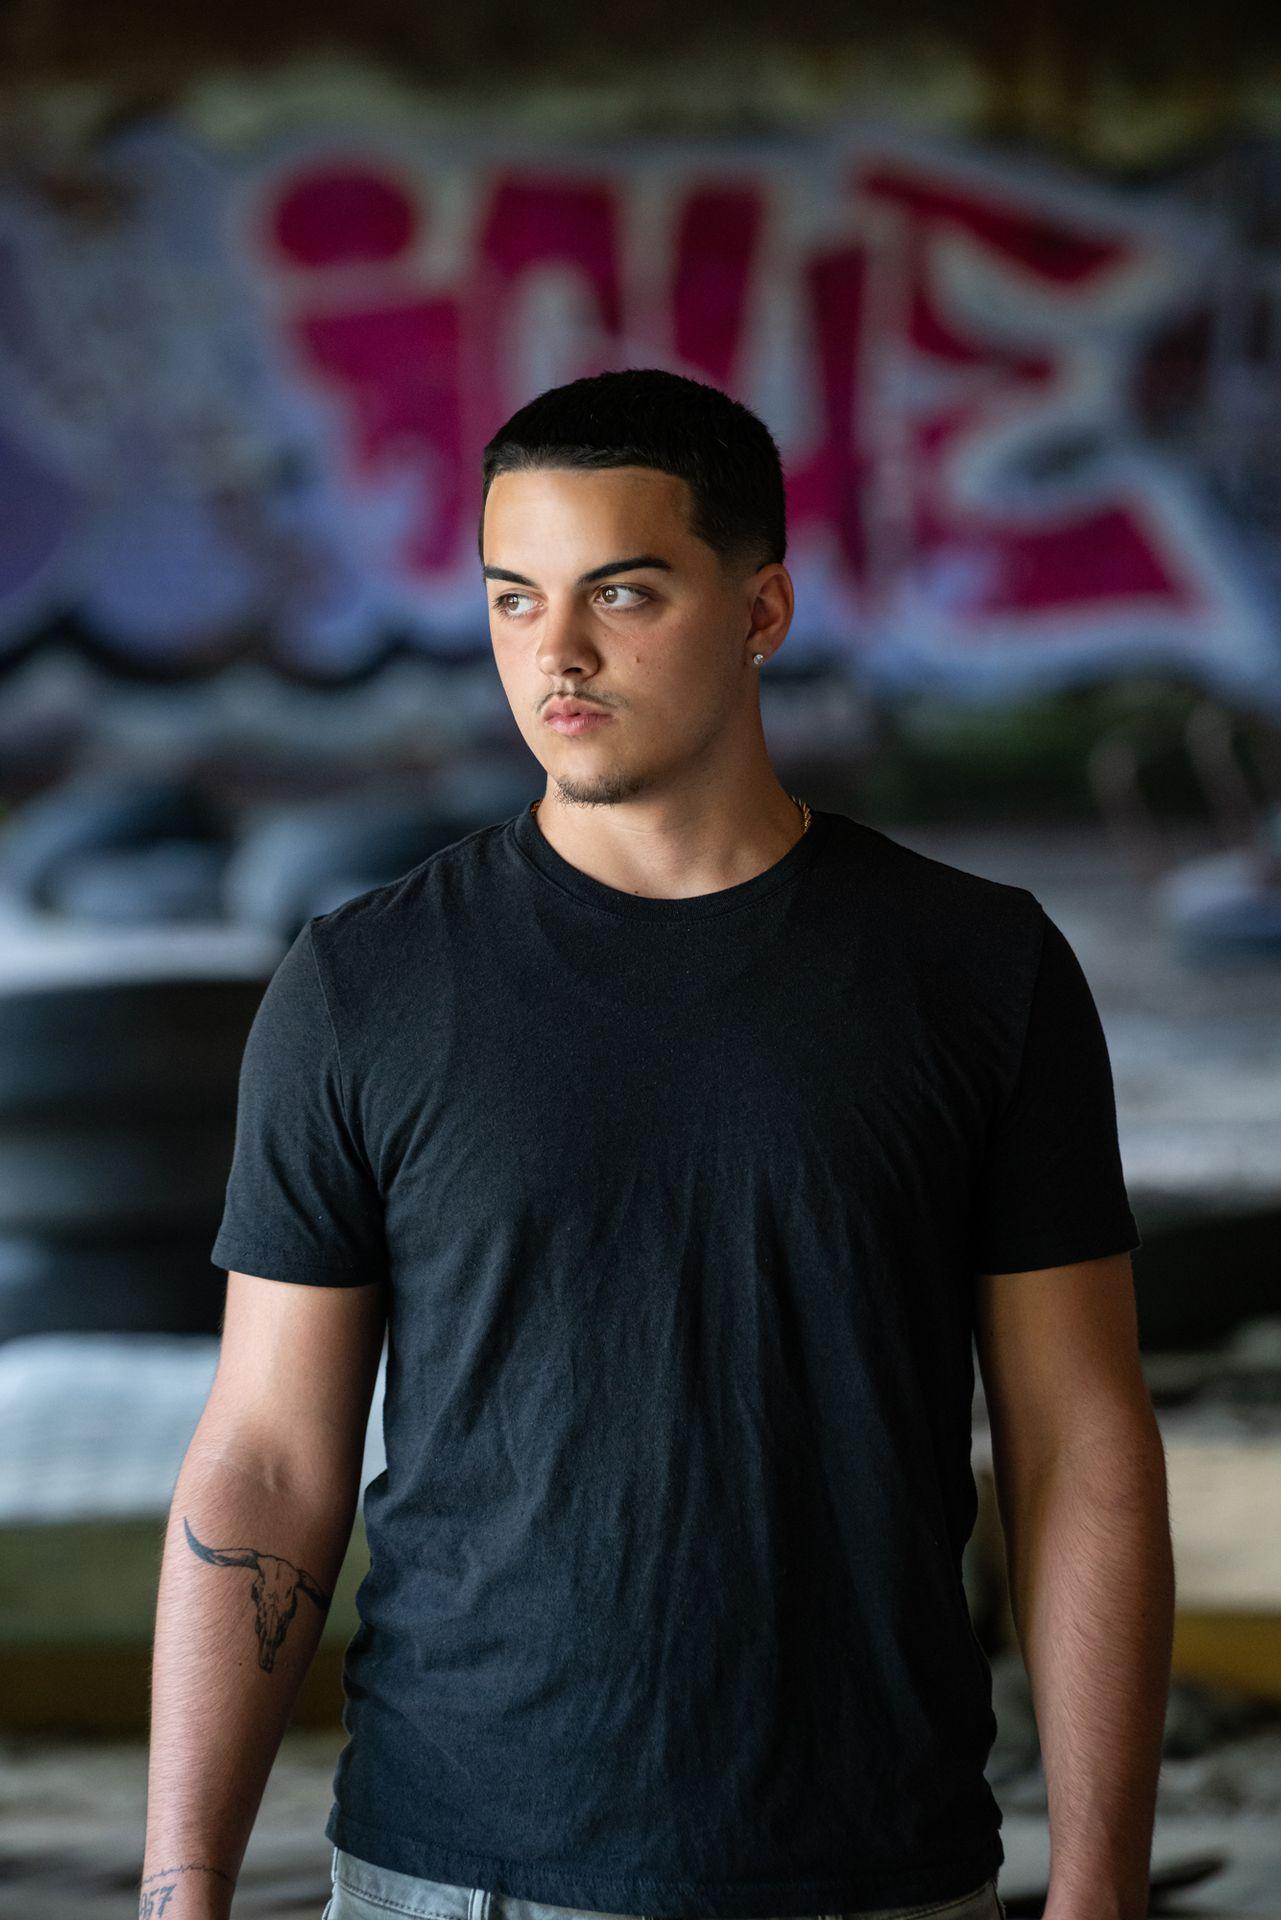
481, 554, 675, 588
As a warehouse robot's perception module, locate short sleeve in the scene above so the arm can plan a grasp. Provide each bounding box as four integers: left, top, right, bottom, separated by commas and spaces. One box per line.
210, 919, 388, 1287
969, 905, 1141, 1274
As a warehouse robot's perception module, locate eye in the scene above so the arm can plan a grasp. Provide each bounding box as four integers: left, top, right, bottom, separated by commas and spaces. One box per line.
491, 592, 534, 618
596, 584, 650, 608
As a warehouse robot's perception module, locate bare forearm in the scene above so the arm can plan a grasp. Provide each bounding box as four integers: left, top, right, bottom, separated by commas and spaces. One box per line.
142, 1445, 356, 1918
1001, 1425, 1175, 1920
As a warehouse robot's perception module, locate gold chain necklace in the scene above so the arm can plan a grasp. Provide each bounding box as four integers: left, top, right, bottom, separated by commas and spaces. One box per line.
530, 795, 811, 835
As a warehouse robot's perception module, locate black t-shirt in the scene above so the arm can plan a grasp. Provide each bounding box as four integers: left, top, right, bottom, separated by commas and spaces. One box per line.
211, 804, 1141, 1916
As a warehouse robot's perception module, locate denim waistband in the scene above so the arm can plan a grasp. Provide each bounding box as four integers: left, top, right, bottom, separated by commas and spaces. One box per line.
329, 1846, 1003, 1920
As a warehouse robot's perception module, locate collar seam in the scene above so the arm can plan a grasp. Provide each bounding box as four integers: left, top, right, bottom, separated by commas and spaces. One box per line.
509, 812, 826, 921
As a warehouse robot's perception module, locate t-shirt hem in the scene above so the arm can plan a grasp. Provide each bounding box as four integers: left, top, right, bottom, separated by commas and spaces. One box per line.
324, 1805, 1005, 1915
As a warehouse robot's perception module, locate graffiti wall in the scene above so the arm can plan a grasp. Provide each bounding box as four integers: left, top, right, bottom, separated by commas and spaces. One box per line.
2, 114, 1280, 711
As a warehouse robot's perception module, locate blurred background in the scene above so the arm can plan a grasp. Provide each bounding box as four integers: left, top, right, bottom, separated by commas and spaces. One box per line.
1, 1, 1280, 1914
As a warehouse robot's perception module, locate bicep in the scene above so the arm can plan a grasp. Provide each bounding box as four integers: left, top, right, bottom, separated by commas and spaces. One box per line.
198, 1270, 388, 1493
974, 1251, 1156, 1485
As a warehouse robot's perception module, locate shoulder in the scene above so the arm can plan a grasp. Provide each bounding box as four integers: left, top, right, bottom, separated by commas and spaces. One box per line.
307, 818, 508, 946
299, 816, 511, 1021
820, 812, 1044, 964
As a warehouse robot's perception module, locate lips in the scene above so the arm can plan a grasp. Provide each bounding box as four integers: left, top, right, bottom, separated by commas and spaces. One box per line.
543, 701, 614, 736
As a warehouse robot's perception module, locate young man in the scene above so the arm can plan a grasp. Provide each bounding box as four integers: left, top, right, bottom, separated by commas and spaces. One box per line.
144, 369, 1173, 1920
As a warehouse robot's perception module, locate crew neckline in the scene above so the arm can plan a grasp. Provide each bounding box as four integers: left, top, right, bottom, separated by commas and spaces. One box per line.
509, 799, 831, 920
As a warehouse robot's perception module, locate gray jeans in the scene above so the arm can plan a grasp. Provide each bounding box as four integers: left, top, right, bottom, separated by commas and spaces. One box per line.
322, 1846, 1008, 1920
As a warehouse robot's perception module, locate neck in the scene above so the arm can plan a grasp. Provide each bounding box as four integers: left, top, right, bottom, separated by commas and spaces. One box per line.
526, 788, 811, 902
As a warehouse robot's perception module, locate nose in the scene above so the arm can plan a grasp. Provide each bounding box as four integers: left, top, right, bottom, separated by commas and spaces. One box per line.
536, 598, 602, 681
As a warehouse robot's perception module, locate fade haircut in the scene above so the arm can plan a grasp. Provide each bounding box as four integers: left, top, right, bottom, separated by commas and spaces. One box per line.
478, 367, 787, 577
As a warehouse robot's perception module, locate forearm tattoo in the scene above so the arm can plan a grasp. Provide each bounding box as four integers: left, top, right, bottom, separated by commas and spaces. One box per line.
139, 1862, 232, 1916
182, 1514, 332, 1672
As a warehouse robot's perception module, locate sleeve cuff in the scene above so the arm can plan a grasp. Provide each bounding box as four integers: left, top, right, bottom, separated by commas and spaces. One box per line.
972, 1217, 1142, 1274
210, 1239, 386, 1288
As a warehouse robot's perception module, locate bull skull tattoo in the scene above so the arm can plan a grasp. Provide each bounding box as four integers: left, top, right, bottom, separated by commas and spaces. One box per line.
183, 1515, 332, 1672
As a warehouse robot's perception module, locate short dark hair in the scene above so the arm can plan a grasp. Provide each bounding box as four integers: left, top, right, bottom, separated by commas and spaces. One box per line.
479, 367, 786, 575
